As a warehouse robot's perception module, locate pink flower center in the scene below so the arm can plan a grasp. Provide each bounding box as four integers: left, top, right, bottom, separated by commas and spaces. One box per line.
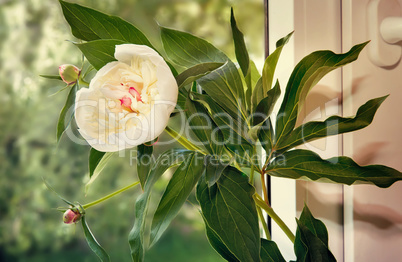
129, 87, 143, 102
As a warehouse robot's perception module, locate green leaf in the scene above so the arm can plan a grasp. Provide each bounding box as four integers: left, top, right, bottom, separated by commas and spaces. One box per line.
59, 0, 152, 47
276, 95, 388, 153
185, 94, 224, 155
244, 61, 261, 112
257, 118, 275, 159
252, 32, 292, 110
42, 178, 74, 206
260, 239, 286, 262
88, 148, 106, 178
262, 31, 293, 94
129, 149, 193, 262
189, 92, 254, 166
204, 155, 230, 187
149, 152, 205, 246
252, 80, 281, 126
275, 42, 369, 147
56, 83, 77, 142
161, 27, 247, 122
86, 151, 115, 192
176, 62, 224, 88
230, 8, 249, 77
81, 216, 111, 262
75, 39, 126, 70
204, 218, 240, 262
266, 149, 402, 188
294, 205, 336, 262
196, 166, 260, 262
137, 144, 154, 189
40, 74, 63, 81
161, 27, 227, 67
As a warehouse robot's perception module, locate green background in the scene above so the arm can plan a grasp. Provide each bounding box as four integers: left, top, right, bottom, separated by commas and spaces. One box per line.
0, 0, 263, 261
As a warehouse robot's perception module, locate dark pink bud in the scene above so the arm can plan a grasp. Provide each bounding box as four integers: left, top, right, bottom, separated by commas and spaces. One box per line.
63, 209, 82, 224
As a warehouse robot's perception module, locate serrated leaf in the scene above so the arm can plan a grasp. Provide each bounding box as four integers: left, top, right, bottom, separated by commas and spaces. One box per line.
137, 144, 154, 189
276, 95, 388, 153
59, 0, 152, 47
252, 31, 292, 111
261, 239, 286, 262
149, 152, 205, 246
196, 166, 260, 262
86, 152, 115, 192
294, 205, 336, 262
252, 80, 281, 126
56, 83, 77, 142
230, 8, 249, 77
176, 62, 224, 88
129, 149, 193, 262
81, 216, 111, 262
266, 149, 402, 188
75, 39, 126, 70
161, 27, 247, 122
275, 42, 369, 147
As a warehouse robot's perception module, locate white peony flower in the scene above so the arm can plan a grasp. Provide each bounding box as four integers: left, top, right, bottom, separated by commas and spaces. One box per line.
75, 44, 178, 152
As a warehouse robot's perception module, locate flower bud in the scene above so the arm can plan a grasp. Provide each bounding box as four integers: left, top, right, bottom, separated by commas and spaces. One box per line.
63, 208, 82, 224
59, 64, 80, 85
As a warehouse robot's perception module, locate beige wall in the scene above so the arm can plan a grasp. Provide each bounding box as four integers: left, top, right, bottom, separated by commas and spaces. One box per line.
289, 0, 402, 261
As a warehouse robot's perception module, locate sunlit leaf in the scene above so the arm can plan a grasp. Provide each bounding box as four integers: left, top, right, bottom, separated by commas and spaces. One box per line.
56, 83, 77, 142
176, 62, 224, 88
294, 204, 336, 262
129, 149, 193, 262
59, 0, 152, 47
261, 239, 286, 262
150, 152, 205, 246
81, 216, 111, 262
276, 95, 388, 153
137, 144, 154, 189
244, 61, 261, 112
230, 8, 249, 77
75, 39, 126, 70
266, 149, 402, 188
275, 42, 368, 147
196, 166, 260, 261
252, 31, 292, 110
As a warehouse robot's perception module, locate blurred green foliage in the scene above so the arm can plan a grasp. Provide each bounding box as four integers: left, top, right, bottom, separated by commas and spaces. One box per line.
0, 0, 263, 261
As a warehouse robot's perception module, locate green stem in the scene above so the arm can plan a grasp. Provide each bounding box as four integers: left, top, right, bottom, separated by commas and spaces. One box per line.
249, 165, 255, 184
254, 194, 295, 244
82, 181, 140, 209
256, 205, 271, 240
165, 126, 206, 154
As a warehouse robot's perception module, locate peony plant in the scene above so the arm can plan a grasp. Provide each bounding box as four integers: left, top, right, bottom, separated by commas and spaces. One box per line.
44, 1, 402, 261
